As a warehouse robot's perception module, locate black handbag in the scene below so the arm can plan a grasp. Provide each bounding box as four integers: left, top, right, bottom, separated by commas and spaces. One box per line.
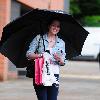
26, 35, 45, 78
26, 60, 35, 78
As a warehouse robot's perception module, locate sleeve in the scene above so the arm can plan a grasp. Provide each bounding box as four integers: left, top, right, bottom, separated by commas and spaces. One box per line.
26, 35, 40, 57
59, 41, 67, 66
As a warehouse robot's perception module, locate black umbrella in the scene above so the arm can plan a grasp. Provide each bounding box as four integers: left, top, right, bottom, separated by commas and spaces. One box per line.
0, 9, 89, 68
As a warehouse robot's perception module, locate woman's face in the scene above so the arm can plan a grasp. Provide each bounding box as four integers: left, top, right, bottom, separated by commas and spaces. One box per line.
48, 20, 60, 35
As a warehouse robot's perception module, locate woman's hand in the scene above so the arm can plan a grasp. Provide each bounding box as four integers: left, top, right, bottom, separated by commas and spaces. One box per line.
53, 53, 61, 61
53, 53, 64, 65
27, 53, 43, 60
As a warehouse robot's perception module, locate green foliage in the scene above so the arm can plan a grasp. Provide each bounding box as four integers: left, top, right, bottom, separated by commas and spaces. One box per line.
70, 0, 80, 15
78, 0, 100, 15
82, 16, 100, 26
70, 0, 100, 15
70, 0, 100, 26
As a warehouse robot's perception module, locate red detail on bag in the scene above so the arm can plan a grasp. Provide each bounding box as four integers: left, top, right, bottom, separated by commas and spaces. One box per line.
35, 58, 44, 85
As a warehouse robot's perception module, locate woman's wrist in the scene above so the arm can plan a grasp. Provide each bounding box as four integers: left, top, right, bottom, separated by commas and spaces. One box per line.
27, 53, 43, 59
38, 54, 43, 58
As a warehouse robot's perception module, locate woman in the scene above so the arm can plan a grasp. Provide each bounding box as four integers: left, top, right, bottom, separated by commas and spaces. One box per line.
26, 19, 66, 100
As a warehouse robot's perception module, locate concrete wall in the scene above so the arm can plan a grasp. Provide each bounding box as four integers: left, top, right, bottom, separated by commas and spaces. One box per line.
11, 0, 21, 21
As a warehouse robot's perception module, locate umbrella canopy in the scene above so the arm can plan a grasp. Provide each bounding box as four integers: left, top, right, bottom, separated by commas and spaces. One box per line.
0, 9, 89, 68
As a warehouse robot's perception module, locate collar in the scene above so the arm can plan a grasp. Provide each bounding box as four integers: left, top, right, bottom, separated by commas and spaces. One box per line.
43, 33, 59, 43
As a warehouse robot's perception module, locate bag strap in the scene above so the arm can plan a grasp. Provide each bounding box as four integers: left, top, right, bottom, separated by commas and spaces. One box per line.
41, 35, 45, 51
36, 34, 45, 52
35, 34, 41, 52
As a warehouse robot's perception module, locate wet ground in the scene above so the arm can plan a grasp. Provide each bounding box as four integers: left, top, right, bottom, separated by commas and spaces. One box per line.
0, 61, 100, 100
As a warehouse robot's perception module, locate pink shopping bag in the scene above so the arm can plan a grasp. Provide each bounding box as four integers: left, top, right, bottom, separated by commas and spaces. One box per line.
35, 58, 44, 85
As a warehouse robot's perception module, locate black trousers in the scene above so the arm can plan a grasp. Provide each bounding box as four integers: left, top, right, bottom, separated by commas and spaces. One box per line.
34, 84, 59, 100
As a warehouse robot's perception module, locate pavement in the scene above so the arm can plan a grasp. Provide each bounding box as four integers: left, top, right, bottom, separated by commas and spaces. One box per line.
60, 61, 100, 79
0, 61, 100, 100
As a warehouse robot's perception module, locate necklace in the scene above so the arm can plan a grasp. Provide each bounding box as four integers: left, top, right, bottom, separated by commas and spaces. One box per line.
48, 37, 55, 42
49, 40, 54, 43
48, 39, 55, 48
48, 34, 56, 48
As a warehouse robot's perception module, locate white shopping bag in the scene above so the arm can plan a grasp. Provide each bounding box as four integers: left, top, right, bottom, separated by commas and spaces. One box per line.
42, 52, 56, 86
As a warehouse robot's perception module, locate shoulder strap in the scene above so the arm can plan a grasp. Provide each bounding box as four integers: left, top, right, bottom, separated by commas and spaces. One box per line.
36, 34, 45, 52
41, 35, 45, 51
35, 34, 41, 52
